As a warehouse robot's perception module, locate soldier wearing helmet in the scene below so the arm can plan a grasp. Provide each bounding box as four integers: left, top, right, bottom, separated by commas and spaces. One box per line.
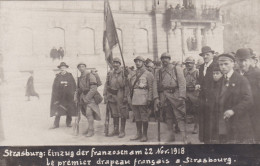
183, 56, 199, 134
103, 57, 129, 138
128, 56, 154, 142
153, 52, 186, 142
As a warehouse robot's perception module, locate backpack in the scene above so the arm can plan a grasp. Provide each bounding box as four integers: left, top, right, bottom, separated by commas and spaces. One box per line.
90, 70, 102, 87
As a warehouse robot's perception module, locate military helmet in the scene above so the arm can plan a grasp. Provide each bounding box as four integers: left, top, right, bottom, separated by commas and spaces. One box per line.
77, 62, 86, 68
134, 56, 145, 62
184, 56, 195, 63
160, 52, 171, 60
113, 57, 121, 64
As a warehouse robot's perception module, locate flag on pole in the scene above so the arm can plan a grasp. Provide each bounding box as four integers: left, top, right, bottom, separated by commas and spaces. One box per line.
103, 0, 118, 69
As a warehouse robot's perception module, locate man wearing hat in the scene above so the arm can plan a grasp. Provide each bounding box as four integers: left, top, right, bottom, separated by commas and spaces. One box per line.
235, 48, 260, 143
197, 46, 216, 143
216, 53, 254, 143
128, 56, 154, 142
75, 62, 101, 137
103, 57, 128, 138
50, 62, 77, 129
153, 52, 186, 142
184, 56, 199, 134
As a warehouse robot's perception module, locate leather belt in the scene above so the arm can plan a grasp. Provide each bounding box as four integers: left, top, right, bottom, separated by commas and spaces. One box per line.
107, 87, 118, 95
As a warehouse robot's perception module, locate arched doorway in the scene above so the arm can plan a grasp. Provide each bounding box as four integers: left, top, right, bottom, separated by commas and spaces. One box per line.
78, 27, 95, 55
48, 27, 65, 55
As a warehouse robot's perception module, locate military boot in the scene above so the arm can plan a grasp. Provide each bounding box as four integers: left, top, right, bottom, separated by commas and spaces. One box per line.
118, 118, 126, 138
107, 117, 119, 137
130, 122, 142, 140
86, 117, 94, 137
140, 122, 148, 142
166, 119, 175, 142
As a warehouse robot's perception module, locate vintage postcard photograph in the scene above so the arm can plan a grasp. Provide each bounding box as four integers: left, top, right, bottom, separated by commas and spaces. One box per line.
0, 0, 259, 148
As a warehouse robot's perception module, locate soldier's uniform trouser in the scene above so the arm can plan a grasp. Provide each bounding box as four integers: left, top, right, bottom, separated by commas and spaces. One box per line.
84, 106, 94, 131
132, 105, 149, 122
54, 115, 72, 127
164, 99, 185, 139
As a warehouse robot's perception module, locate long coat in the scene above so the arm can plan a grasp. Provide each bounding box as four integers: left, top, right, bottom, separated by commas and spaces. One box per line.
25, 76, 38, 97
244, 67, 260, 141
198, 62, 215, 143
78, 70, 101, 121
128, 66, 154, 106
207, 80, 222, 143
50, 72, 77, 117
216, 71, 254, 143
103, 68, 128, 118
153, 64, 186, 115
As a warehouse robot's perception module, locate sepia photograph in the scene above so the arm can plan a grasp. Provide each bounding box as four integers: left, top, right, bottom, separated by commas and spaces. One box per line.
0, 0, 259, 148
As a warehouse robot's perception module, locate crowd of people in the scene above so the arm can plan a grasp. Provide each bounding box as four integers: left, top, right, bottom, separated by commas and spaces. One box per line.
49, 45, 260, 144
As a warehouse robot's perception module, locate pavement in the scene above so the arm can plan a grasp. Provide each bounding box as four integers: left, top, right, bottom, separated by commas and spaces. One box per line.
0, 58, 201, 146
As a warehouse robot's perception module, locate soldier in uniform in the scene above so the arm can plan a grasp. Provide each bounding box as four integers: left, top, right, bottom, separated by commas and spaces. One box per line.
103, 57, 128, 138
235, 48, 260, 143
50, 62, 76, 129
75, 62, 101, 137
183, 56, 199, 134
153, 52, 186, 142
128, 56, 154, 142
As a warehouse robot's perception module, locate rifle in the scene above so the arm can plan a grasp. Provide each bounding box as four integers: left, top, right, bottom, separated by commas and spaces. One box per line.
156, 68, 163, 142
74, 69, 81, 136
157, 102, 161, 142
104, 104, 110, 136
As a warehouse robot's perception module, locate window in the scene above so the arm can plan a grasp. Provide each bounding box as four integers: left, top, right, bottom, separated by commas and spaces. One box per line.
48, 27, 65, 51
134, 29, 149, 53
78, 28, 95, 55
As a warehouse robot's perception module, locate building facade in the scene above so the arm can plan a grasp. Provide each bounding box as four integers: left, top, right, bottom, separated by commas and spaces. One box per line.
221, 0, 260, 54
0, 0, 223, 73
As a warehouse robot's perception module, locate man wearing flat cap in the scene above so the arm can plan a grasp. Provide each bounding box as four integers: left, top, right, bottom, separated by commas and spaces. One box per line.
153, 52, 186, 142
75, 62, 101, 137
197, 46, 216, 143
50, 62, 77, 129
128, 56, 154, 142
184, 56, 199, 134
216, 53, 254, 143
235, 48, 260, 143
103, 57, 129, 138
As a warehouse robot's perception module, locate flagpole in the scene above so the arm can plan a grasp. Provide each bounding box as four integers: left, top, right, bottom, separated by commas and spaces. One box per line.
107, 0, 126, 69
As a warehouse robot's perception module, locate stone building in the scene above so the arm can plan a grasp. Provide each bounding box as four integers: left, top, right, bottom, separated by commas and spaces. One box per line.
0, 0, 223, 78
220, 0, 260, 54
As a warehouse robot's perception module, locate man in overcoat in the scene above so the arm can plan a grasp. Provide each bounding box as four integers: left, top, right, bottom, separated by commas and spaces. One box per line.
197, 46, 216, 143
216, 53, 254, 143
75, 62, 101, 137
103, 57, 128, 138
50, 62, 76, 129
153, 52, 186, 142
235, 48, 260, 143
25, 71, 39, 101
128, 56, 154, 142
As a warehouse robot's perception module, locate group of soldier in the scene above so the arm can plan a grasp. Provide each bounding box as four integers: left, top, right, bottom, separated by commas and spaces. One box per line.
49, 45, 260, 144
